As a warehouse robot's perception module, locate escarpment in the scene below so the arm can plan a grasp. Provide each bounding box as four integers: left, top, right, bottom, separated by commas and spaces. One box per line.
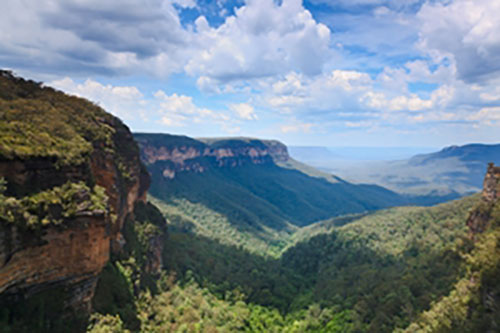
0, 71, 155, 317
134, 133, 290, 179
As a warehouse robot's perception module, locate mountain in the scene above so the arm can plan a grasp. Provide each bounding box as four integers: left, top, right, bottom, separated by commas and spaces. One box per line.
134, 133, 411, 254
293, 143, 500, 198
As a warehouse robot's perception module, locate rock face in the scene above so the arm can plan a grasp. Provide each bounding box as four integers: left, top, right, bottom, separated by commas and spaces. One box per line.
0, 71, 151, 315
0, 214, 109, 312
483, 163, 500, 201
466, 163, 500, 236
135, 133, 290, 180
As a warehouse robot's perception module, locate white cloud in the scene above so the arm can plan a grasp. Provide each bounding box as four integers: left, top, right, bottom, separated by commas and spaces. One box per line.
417, 0, 500, 83
468, 107, 500, 125
345, 120, 374, 128
229, 103, 258, 120
362, 91, 440, 112
172, 0, 197, 9
154, 91, 230, 127
48, 77, 146, 120
261, 69, 373, 115
0, 0, 193, 78
272, 72, 305, 95
280, 122, 313, 133
185, 0, 331, 82
5, 0, 500, 146
324, 70, 372, 91
49, 77, 240, 130
0, 0, 333, 84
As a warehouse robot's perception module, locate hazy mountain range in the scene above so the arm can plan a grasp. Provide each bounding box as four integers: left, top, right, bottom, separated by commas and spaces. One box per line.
290, 144, 500, 197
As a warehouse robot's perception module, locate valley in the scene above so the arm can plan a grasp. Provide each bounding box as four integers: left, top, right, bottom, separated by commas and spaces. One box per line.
0, 71, 499, 333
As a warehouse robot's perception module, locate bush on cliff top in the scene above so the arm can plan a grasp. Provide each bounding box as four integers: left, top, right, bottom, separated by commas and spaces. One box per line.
0, 70, 118, 165
0, 180, 108, 228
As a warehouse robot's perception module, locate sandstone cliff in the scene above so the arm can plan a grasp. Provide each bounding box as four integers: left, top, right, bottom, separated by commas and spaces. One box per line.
134, 133, 289, 180
0, 71, 156, 319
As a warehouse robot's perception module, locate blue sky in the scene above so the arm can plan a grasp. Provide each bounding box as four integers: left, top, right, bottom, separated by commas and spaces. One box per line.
2, 0, 500, 147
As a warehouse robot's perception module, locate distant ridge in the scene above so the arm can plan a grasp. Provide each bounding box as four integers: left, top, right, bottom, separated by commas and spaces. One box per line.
290, 143, 500, 198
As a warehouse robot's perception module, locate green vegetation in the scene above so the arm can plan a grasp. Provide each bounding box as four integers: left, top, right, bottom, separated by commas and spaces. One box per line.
279, 197, 477, 331
134, 133, 206, 152
93, 202, 168, 331
148, 151, 407, 229
0, 186, 478, 333
0, 70, 117, 165
137, 276, 354, 333
0, 285, 87, 333
147, 160, 409, 256
131, 195, 478, 332
0, 180, 108, 228
402, 198, 500, 332
150, 196, 295, 257
0, 70, 141, 197
199, 137, 282, 153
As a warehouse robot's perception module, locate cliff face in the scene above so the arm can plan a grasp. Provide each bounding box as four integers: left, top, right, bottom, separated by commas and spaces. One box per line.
135, 133, 289, 180
467, 163, 500, 236
0, 214, 109, 312
0, 71, 152, 315
483, 162, 500, 201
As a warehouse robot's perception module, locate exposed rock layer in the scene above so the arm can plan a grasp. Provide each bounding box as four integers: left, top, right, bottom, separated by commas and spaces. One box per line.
135, 133, 289, 179
0, 214, 109, 312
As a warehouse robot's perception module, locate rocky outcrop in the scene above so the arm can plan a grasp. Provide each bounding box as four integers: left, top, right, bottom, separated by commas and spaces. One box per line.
466, 163, 500, 236
135, 133, 290, 179
483, 162, 500, 201
0, 71, 151, 316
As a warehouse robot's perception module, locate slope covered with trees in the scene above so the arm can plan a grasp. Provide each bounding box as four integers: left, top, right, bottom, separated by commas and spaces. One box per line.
136, 133, 437, 256
84, 191, 490, 332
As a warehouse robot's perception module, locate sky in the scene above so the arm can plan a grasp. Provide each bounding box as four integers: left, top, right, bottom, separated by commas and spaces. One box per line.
1, 0, 500, 147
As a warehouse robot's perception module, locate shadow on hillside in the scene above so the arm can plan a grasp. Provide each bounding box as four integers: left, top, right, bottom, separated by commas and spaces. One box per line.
163, 226, 304, 312
147, 161, 418, 233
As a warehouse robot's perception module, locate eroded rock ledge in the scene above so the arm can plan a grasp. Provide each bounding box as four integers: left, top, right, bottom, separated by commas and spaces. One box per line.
134, 133, 289, 179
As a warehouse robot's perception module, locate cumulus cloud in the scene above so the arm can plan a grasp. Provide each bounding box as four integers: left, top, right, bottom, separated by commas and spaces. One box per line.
172, 0, 197, 9
417, 0, 500, 83
48, 77, 244, 130
309, 0, 421, 9
0, 0, 193, 77
361, 84, 455, 112
468, 107, 500, 125
0, 0, 332, 83
185, 0, 331, 83
49, 77, 146, 120
280, 122, 313, 133
154, 91, 230, 126
229, 103, 258, 120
